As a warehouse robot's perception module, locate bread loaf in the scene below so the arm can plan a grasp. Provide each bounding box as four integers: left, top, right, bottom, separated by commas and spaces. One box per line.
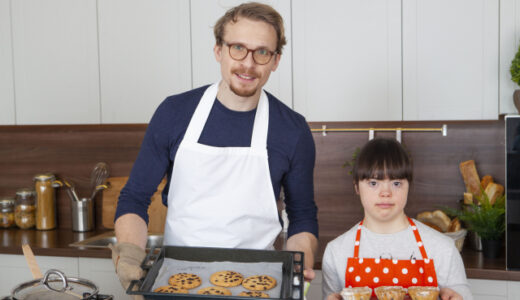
480, 175, 493, 190
417, 211, 446, 232
484, 182, 504, 205
463, 192, 474, 205
431, 210, 451, 232
459, 160, 481, 197
448, 217, 461, 232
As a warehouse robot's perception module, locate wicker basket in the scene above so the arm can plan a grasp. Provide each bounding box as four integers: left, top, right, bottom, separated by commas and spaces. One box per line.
444, 229, 468, 252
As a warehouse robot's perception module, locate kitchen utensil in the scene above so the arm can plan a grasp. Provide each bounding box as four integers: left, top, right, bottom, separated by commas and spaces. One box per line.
90, 184, 108, 201
71, 197, 94, 232
21, 244, 42, 279
90, 163, 109, 200
11, 269, 99, 300
60, 178, 79, 202
18, 244, 91, 299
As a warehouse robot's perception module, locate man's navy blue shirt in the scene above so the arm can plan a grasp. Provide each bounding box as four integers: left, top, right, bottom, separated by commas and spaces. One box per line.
116, 85, 318, 239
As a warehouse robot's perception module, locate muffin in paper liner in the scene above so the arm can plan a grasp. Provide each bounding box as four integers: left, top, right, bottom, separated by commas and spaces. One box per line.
340, 286, 372, 300
374, 286, 406, 300
407, 286, 440, 300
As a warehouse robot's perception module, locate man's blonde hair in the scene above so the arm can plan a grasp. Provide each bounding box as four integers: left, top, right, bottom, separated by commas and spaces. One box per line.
214, 2, 286, 54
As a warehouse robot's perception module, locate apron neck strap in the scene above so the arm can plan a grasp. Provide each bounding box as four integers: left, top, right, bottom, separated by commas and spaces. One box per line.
183, 83, 269, 149
353, 217, 429, 259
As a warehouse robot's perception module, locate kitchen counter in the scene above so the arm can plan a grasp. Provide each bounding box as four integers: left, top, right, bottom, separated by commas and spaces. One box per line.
1, 228, 519, 281
0, 228, 112, 258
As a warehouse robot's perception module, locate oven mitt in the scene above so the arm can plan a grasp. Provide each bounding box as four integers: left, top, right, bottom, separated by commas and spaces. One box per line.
109, 242, 146, 298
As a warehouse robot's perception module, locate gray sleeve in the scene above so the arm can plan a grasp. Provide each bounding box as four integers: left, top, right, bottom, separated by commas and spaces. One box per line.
440, 246, 473, 300
322, 244, 344, 300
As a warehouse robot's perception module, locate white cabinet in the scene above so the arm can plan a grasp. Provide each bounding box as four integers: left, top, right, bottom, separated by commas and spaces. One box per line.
0, 0, 15, 125
0, 254, 78, 296
190, 0, 293, 107
292, 0, 402, 122
402, 0, 499, 120
499, 0, 520, 114
78, 257, 129, 300
11, 0, 100, 124
97, 0, 192, 124
293, 0, 500, 122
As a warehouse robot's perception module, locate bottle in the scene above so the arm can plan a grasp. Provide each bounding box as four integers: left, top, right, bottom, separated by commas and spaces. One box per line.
15, 188, 36, 229
0, 197, 15, 228
34, 173, 61, 230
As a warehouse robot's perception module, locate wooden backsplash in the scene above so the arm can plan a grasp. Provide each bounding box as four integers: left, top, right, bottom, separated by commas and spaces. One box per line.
0, 119, 505, 258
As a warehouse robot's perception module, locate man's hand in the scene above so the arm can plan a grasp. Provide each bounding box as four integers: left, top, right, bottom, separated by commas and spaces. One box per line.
303, 268, 315, 282
109, 242, 146, 293
440, 287, 463, 300
286, 232, 318, 281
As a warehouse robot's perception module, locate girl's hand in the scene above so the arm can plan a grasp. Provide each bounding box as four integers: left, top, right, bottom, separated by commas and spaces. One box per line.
440, 287, 463, 300
326, 293, 342, 300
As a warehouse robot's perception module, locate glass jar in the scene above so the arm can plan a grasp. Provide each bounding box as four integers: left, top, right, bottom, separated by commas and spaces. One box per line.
15, 188, 36, 229
0, 197, 15, 228
34, 173, 60, 230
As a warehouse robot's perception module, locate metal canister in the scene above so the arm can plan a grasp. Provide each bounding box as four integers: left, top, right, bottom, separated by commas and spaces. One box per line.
34, 173, 61, 230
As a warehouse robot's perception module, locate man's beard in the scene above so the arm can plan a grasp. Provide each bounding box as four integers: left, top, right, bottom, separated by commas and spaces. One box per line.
229, 68, 260, 97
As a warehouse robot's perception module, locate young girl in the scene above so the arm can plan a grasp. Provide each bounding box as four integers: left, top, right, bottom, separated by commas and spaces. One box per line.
322, 138, 472, 300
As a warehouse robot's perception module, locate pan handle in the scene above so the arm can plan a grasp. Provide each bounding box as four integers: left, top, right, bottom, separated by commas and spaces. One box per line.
140, 246, 160, 271
291, 251, 305, 299
126, 279, 144, 296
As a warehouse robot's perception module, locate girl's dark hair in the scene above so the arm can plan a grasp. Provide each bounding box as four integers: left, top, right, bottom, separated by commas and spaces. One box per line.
352, 138, 413, 184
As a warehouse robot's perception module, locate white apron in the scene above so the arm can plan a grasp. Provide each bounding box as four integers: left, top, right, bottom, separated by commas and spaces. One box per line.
163, 83, 282, 249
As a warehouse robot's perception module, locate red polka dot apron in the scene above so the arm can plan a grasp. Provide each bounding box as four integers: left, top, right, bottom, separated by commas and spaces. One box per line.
345, 217, 438, 294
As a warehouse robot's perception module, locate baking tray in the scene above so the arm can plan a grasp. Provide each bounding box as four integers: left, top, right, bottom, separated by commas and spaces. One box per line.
127, 246, 304, 300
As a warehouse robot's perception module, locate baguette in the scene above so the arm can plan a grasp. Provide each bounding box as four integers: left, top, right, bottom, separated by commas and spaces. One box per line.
459, 160, 482, 197
484, 182, 504, 205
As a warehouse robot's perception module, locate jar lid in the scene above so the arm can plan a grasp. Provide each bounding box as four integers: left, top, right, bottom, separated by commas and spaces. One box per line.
34, 173, 56, 182
16, 188, 35, 197
0, 197, 15, 208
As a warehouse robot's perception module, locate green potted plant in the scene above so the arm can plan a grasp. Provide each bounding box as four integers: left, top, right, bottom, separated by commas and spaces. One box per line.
510, 44, 520, 113
444, 191, 505, 258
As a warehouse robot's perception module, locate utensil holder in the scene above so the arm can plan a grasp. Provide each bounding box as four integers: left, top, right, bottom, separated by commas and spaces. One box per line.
71, 198, 94, 232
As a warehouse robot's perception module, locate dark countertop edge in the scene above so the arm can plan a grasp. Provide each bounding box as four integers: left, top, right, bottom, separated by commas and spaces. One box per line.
2, 228, 520, 281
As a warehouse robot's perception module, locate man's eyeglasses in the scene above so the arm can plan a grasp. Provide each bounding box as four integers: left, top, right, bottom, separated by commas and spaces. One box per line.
223, 42, 277, 65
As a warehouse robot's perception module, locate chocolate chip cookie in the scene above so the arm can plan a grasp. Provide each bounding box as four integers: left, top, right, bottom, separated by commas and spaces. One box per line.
238, 291, 270, 298
168, 273, 202, 289
242, 275, 277, 291
196, 286, 232, 295
153, 285, 189, 294
210, 270, 244, 287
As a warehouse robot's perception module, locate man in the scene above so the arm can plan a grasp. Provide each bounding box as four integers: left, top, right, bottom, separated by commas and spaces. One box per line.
110, 2, 318, 293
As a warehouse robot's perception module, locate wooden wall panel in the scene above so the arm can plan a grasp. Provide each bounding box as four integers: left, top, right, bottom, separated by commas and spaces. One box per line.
310, 119, 505, 258
0, 119, 505, 258
0, 125, 146, 229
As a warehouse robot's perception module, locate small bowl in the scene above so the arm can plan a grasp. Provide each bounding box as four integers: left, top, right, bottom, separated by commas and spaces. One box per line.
407, 286, 440, 300
340, 286, 372, 300
374, 286, 406, 300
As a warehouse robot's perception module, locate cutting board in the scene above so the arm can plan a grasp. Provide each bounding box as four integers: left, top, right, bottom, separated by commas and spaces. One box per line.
102, 176, 167, 233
